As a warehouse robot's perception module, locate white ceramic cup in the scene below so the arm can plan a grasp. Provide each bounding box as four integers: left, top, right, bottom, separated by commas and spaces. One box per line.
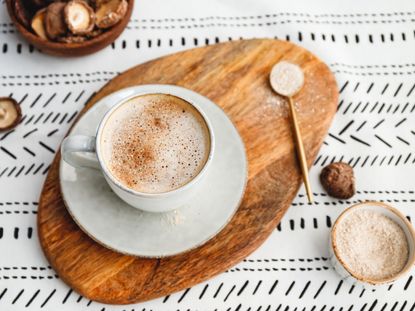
61, 85, 215, 213
329, 201, 415, 288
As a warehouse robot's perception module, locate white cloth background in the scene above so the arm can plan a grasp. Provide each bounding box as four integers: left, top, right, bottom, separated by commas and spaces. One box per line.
1, 0, 415, 310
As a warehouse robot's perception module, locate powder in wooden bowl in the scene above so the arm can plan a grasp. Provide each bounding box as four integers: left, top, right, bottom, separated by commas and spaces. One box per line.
334, 209, 409, 282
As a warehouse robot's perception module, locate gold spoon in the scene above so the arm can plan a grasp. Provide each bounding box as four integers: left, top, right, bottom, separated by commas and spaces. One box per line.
270, 61, 313, 203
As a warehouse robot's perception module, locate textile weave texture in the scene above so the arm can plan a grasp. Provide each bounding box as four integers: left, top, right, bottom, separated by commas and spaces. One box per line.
0, 0, 414, 310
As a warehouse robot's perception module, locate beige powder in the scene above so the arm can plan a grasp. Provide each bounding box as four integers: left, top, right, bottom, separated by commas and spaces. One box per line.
270, 61, 304, 97
334, 209, 409, 281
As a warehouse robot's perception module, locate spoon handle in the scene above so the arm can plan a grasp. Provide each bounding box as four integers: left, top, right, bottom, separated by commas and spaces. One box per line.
288, 97, 313, 203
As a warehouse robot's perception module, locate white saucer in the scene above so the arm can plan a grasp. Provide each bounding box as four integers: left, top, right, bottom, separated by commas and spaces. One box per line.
59, 85, 248, 257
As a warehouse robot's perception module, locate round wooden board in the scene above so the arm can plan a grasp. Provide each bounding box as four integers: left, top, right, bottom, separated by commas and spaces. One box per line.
38, 39, 338, 304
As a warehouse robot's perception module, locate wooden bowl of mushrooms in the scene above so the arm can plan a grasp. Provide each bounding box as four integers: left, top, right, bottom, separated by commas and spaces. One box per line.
6, 0, 134, 57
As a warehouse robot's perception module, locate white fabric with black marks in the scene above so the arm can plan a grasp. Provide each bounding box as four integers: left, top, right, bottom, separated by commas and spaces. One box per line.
1, 0, 415, 310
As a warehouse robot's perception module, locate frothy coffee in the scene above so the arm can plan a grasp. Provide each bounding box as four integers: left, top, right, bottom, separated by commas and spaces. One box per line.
101, 94, 211, 194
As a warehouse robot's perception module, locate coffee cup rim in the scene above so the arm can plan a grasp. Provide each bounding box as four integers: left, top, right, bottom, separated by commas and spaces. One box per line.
94, 85, 216, 198
330, 201, 415, 285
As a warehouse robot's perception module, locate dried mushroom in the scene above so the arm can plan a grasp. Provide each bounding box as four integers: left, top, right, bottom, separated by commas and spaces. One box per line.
31, 9, 48, 40
57, 35, 87, 43
92, 0, 106, 7
320, 162, 355, 199
14, 0, 129, 43
13, 0, 31, 28
0, 98, 22, 132
83, 0, 98, 9
65, 0, 95, 35
86, 28, 103, 38
45, 2, 68, 40
95, 0, 128, 29
29, 0, 49, 8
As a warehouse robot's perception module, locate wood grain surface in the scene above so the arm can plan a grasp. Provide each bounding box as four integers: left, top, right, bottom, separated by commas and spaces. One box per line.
38, 39, 338, 304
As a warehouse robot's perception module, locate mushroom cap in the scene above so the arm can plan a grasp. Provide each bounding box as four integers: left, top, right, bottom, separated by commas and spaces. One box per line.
45, 2, 68, 40
0, 97, 22, 132
65, 0, 95, 35
95, 0, 128, 29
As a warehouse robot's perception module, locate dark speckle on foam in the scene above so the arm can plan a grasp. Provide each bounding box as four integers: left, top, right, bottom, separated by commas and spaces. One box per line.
101, 94, 211, 194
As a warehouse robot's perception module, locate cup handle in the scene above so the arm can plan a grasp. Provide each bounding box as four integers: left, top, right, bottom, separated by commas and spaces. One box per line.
61, 135, 100, 169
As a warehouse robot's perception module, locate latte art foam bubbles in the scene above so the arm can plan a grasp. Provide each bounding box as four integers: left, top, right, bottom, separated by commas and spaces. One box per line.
101, 94, 211, 194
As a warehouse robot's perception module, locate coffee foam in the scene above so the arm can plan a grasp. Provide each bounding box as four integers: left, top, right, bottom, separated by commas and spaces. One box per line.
101, 94, 211, 194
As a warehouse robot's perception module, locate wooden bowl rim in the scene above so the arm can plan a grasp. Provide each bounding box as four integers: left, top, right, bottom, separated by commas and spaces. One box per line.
5, 0, 134, 51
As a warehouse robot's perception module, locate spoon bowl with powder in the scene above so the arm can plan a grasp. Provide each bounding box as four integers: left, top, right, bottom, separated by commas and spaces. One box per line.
330, 201, 415, 286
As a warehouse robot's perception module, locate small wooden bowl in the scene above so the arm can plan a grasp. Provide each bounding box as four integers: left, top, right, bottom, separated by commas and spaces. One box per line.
330, 201, 415, 287
6, 0, 134, 57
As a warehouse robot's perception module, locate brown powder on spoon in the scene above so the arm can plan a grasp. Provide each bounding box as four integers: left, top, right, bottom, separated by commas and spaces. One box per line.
334, 209, 409, 281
